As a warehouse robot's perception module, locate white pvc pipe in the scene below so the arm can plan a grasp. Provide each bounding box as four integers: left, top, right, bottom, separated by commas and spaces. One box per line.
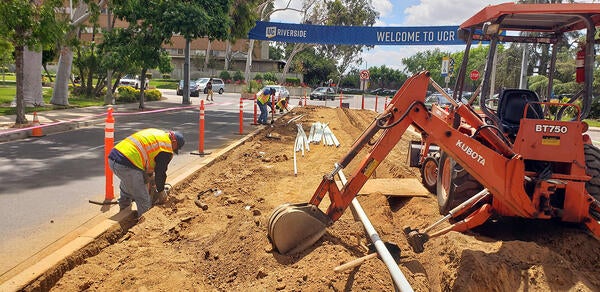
337, 165, 414, 292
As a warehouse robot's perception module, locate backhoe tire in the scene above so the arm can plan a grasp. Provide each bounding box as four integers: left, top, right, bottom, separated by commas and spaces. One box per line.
584, 144, 600, 219
436, 151, 483, 215
420, 156, 438, 194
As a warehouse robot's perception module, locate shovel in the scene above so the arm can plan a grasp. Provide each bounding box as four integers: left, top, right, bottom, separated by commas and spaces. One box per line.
333, 242, 401, 273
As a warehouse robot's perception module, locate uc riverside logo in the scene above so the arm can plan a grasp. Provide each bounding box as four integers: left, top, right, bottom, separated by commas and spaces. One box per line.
266, 27, 276, 39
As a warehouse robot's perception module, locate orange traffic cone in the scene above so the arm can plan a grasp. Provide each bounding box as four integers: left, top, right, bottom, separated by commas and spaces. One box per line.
30, 112, 44, 137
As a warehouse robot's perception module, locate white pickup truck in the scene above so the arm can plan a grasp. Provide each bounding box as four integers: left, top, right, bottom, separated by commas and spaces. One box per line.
118, 74, 149, 89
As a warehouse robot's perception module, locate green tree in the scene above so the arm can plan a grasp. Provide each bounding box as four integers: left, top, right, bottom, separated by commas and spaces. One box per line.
319, 0, 378, 86
224, 0, 260, 70
0, 38, 14, 83
293, 48, 336, 87
0, 0, 67, 124
402, 48, 451, 87
108, 0, 232, 107
368, 65, 408, 90
158, 0, 233, 104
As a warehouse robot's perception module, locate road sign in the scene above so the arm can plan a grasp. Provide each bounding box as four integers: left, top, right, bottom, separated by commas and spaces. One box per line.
445, 76, 451, 84
470, 70, 480, 81
449, 58, 455, 77
360, 70, 370, 80
441, 56, 449, 77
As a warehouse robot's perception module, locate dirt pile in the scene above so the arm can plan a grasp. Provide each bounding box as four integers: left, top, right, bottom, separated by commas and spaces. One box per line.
26, 106, 600, 291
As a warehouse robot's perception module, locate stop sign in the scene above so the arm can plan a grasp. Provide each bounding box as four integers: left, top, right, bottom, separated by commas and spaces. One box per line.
470, 70, 480, 81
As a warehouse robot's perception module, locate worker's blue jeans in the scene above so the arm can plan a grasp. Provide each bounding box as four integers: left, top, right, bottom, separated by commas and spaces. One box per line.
258, 102, 268, 124
108, 159, 151, 217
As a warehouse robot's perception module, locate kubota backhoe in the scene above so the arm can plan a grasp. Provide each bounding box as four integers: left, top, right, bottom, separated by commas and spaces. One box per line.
268, 3, 600, 256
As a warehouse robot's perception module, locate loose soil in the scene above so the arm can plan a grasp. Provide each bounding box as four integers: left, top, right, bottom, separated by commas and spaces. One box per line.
26, 106, 600, 291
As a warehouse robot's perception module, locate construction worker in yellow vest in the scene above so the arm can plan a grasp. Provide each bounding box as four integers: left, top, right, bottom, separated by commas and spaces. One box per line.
108, 128, 185, 218
256, 87, 274, 125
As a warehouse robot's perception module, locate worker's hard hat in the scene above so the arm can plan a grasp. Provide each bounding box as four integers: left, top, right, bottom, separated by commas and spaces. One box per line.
169, 131, 185, 154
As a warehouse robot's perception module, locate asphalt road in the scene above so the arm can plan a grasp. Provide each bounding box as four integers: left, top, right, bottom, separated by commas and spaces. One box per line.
0, 90, 264, 276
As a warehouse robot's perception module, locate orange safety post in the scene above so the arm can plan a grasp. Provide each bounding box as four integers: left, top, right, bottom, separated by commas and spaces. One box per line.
252, 94, 259, 125
191, 100, 211, 156
90, 107, 118, 205
375, 95, 379, 112
303, 89, 307, 106
361, 94, 365, 110
239, 97, 244, 134
104, 107, 115, 201
339, 91, 343, 108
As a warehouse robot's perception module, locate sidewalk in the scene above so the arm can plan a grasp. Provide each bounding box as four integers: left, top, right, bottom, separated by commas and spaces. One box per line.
0, 93, 195, 143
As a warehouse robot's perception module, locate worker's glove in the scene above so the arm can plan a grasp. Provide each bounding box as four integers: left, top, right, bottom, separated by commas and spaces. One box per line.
152, 190, 168, 205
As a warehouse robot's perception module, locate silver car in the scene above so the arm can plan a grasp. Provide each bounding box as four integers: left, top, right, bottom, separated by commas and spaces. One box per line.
197, 78, 225, 94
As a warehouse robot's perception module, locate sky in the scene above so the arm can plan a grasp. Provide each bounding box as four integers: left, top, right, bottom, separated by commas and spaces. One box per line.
268, 0, 590, 71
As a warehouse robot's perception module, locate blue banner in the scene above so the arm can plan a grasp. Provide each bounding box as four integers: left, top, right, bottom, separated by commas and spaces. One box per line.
248, 21, 465, 46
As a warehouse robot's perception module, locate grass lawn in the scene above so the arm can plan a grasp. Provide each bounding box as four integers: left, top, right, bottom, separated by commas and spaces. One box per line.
0, 86, 105, 116
150, 78, 178, 90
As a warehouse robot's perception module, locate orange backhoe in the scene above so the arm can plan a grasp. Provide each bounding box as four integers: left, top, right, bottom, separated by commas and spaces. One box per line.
268, 3, 600, 256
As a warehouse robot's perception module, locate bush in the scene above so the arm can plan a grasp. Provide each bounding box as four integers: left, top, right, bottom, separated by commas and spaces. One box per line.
117, 86, 162, 102
590, 97, 600, 119
233, 70, 244, 82
263, 72, 277, 82
244, 80, 261, 93
285, 77, 301, 86
219, 71, 231, 81
253, 73, 263, 81
162, 74, 171, 79
117, 86, 138, 102
145, 89, 162, 101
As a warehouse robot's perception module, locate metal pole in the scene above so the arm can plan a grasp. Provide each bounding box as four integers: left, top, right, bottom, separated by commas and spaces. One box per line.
337, 164, 414, 292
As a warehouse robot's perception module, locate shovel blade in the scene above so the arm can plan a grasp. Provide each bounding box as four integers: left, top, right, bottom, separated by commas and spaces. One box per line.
268, 203, 332, 255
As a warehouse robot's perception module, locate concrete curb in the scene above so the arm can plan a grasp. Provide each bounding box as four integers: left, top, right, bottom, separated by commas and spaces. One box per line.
0, 123, 266, 290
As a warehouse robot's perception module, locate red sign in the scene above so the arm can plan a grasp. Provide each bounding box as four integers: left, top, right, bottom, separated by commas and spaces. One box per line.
470, 70, 480, 81
360, 70, 370, 80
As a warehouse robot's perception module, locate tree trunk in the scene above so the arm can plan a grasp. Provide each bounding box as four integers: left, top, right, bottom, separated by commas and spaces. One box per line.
282, 43, 305, 83
51, 0, 88, 106
224, 40, 231, 70
244, 39, 255, 83
139, 68, 147, 109
51, 46, 73, 106
43, 64, 53, 82
23, 47, 44, 107
15, 45, 27, 124
183, 38, 191, 105
204, 40, 211, 71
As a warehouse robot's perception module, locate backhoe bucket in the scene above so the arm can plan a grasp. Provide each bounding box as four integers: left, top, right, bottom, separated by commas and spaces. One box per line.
268, 203, 332, 255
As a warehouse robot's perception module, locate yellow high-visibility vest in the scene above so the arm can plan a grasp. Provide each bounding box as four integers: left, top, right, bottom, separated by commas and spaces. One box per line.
257, 92, 271, 105
114, 128, 173, 172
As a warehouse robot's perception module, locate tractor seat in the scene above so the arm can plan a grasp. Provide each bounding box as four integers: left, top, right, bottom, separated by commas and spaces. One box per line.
497, 89, 544, 137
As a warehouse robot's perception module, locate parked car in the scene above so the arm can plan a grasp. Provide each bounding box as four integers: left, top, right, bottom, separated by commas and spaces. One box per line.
197, 78, 225, 94
310, 87, 336, 100
424, 93, 468, 110
177, 79, 200, 97
424, 93, 452, 110
369, 88, 397, 96
118, 74, 149, 89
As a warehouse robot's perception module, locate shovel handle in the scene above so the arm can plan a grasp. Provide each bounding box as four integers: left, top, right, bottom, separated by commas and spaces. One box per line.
333, 252, 378, 273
